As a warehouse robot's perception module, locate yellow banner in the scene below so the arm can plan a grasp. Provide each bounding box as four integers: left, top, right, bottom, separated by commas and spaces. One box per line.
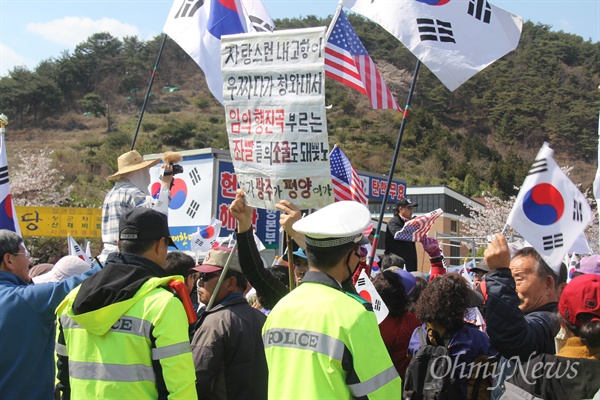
15, 206, 102, 238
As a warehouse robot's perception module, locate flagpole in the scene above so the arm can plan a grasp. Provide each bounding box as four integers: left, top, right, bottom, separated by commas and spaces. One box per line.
597, 109, 600, 250
326, 2, 344, 40
206, 241, 239, 311
130, 34, 168, 151
287, 234, 295, 292
368, 60, 421, 268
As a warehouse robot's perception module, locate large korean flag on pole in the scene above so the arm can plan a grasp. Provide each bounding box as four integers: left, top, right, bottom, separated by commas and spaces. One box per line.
341, 0, 522, 91
507, 143, 592, 273
163, 0, 274, 104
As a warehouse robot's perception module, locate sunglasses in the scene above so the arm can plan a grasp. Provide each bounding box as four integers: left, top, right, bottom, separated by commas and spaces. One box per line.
198, 272, 220, 282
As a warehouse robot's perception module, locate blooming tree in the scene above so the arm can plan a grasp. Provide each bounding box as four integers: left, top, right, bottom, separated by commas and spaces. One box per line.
10, 150, 73, 206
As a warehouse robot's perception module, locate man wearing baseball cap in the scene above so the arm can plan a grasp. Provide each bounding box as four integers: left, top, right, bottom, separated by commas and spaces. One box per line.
385, 198, 419, 271
263, 201, 402, 399
55, 208, 196, 399
574, 254, 600, 277
190, 247, 268, 399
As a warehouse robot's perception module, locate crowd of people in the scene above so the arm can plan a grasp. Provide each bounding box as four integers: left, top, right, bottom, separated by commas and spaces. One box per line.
0, 149, 599, 399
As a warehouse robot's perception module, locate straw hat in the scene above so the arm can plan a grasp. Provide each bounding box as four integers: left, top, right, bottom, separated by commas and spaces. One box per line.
107, 150, 160, 181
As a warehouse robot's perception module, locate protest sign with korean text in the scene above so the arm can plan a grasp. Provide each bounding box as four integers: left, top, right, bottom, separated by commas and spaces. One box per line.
222, 27, 334, 210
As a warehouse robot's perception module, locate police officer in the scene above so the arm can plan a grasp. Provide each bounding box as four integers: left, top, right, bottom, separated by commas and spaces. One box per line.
55, 208, 196, 399
263, 201, 402, 399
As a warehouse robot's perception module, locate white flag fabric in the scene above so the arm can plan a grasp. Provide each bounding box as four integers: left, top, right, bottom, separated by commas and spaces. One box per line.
191, 218, 223, 253
84, 239, 92, 259
341, 0, 522, 91
507, 143, 593, 273
68, 235, 92, 265
253, 231, 266, 252
355, 269, 389, 324
163, 0, 274, 103
568, 232, 591, 255
0, 130, 20, 234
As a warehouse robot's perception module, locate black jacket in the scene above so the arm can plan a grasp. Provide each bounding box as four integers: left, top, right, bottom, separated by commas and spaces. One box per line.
385, 214, 418, 271
502, 353, 600, 400
484, 268, 560, 400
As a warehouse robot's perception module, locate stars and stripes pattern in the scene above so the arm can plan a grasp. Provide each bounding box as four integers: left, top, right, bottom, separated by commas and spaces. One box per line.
329, 145, 367, 205
394, 208, 443, 242
325, 10, 401, 111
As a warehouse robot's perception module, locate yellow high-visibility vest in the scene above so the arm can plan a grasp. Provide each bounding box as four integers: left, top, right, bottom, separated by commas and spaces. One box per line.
263, 275, 402, 399
56, 276, 197, 399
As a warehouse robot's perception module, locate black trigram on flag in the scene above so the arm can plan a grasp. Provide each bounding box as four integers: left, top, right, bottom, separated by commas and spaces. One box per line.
357, 277, 366, 286
174, 0, 204, 19
249, 15, 274, 32
573, 200, 583, 222
373, 299, 382, 311
468, 0, 492, 23
543, 233, 564, 250
189, 167, 201, 186
186, 200, 200, 218
417, 19, 456, 43
527, 158, 548, 176
0, 166, 8, 185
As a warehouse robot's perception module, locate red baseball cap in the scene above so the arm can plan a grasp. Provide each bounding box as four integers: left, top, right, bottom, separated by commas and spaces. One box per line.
559, 274, 600, 327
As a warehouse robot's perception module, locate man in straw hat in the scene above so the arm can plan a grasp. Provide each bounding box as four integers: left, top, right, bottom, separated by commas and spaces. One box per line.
100, 150, 173, 261
262, 201, 402, 399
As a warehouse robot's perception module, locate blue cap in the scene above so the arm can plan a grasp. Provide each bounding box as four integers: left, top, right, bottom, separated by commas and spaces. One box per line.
391, 268, 417, 295
292, 248, 307, 259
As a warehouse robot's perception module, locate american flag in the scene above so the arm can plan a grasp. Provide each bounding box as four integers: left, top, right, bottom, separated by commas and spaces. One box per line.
329, 145, 368, 205
325, 10, 401, 111
394, 208, 443, 242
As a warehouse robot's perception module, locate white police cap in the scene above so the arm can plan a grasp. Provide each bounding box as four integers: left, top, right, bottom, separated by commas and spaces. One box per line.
293, 201, 371, 248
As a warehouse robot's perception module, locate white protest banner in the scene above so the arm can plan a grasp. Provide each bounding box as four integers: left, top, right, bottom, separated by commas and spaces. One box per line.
222, 27, 334, 210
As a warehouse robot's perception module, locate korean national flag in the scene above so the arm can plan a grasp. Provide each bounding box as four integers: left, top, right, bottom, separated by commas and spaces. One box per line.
354, 269, 389, 324
191, 218, 223, 253
342, 0, 522, 91
507, 143, 592, 273
163, 0, 274, 103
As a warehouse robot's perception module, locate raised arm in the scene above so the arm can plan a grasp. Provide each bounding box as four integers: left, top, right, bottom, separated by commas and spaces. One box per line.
231, 190, 288, 309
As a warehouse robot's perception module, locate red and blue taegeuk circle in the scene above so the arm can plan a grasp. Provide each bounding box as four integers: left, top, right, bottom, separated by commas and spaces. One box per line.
200, 226, 215, 238
151, 178, 187, 210
415, 0, 451, 5
522, 183, 564, 226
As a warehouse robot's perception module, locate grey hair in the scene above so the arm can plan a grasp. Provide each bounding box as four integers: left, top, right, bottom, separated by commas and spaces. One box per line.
0, 230, 23, 262
513, 247, 562, 289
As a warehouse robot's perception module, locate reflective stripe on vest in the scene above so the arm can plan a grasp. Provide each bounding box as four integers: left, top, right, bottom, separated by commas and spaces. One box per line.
60, 314, 153, 338
151, 341, 191, 360
263, 328, 345, 361
69, 360, 156, 382
56, 342, 67, 357
347, 365, 399, 397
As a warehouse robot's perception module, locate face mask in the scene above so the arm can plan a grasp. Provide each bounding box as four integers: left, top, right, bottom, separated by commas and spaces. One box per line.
123, 168, 151, 195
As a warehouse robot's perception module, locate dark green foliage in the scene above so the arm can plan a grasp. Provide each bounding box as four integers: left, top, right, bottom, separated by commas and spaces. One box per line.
155, 120, 197, 147
0, 18, 598, 201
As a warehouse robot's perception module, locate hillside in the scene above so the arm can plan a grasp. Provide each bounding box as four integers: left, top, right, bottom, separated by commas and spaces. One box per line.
0, 15, 599, 208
